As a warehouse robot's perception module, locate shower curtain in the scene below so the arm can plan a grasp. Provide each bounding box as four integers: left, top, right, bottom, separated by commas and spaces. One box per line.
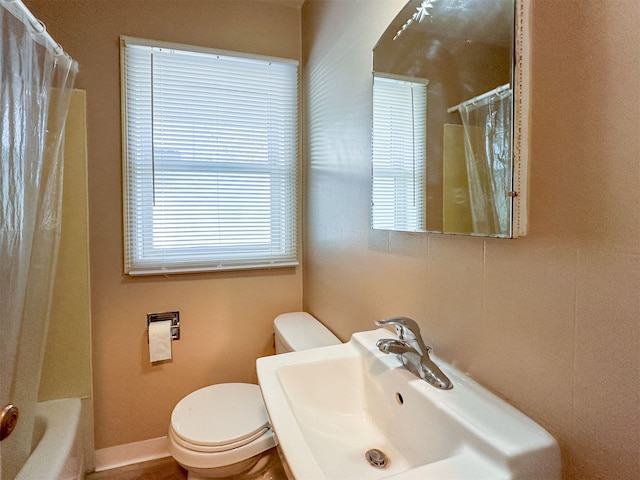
0, 2, 77, 477
459, 87, 512, 237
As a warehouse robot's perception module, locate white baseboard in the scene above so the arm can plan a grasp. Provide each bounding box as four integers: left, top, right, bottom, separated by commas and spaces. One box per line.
93, 436, 170, 472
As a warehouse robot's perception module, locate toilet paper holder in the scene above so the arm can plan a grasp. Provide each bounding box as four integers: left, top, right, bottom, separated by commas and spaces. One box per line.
147, 311, 180, 341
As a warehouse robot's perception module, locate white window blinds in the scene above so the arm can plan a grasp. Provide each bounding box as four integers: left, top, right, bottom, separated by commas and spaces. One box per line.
372, 75, 427, 232
120, 37, 299, 275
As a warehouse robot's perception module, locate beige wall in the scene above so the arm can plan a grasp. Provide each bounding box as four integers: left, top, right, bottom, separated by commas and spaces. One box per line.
302, 1, 639, 479
27, 0, 303, 449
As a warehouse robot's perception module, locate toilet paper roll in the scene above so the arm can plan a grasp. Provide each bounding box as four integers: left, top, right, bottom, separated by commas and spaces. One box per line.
149, 320, 172, 362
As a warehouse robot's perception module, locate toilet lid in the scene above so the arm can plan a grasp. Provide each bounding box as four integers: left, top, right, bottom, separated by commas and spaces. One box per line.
171, 383, 270, 448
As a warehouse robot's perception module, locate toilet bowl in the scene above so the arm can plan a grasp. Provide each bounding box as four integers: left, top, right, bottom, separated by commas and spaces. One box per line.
167, 312, 340, 479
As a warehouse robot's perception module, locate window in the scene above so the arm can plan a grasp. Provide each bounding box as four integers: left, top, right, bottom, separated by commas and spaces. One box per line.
120, 37, 299, 275
372, 74, 427, 231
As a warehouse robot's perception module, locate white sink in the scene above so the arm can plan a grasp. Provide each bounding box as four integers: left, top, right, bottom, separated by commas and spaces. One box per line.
257, 329, 560, 480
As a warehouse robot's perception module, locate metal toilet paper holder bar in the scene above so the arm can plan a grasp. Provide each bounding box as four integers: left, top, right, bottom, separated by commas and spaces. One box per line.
147, 311, 180, 341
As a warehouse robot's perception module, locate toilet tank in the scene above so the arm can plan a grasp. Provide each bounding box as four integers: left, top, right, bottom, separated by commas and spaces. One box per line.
274, 312, 341, 354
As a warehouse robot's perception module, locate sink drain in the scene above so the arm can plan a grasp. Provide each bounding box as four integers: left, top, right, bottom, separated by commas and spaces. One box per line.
365, 448, 388, 468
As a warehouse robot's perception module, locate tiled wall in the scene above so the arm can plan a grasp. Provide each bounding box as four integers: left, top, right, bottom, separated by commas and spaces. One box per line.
301, 1, 639, 478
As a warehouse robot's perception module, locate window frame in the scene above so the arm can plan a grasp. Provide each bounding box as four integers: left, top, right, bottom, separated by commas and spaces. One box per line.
120, 36, 300, 275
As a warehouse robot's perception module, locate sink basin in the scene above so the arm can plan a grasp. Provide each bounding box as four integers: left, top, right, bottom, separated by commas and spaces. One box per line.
257, 329, 560, 480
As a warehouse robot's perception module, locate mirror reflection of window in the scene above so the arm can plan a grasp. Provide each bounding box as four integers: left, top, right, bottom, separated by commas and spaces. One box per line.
372, 74, 428, 232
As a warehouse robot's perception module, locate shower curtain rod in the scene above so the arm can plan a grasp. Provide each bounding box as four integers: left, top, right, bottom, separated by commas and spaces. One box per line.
1, 0, 66, 57
447, 83, 511, 114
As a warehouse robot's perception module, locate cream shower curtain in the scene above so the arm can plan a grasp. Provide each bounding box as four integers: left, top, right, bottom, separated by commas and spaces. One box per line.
459, 87, 512, 237
0, 1, 77, 477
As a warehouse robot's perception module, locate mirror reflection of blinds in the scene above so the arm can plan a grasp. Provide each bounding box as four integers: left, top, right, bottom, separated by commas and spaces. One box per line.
372, 75, 427, 231
120, 37, 299, 275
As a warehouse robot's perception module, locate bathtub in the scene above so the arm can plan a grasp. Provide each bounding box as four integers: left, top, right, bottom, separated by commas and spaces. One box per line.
16, 398, 85, 480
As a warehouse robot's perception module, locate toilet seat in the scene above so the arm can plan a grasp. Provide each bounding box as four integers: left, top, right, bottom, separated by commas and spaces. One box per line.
171, 425, 270, 453
170, 383, 271, 453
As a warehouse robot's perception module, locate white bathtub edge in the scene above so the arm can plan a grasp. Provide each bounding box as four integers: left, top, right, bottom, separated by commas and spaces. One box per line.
94, 436, 170, 472
16, 398, 83, 480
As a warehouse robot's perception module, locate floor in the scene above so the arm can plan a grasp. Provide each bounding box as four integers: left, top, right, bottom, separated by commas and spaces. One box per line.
86, 449, 287, 480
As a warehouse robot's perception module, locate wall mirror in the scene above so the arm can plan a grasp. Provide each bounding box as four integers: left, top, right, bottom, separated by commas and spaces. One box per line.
372, 0, 528, 237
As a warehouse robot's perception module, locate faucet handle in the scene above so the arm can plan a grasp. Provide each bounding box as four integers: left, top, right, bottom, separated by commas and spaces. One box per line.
374, 317, 430, 356
374, 316, 420, 339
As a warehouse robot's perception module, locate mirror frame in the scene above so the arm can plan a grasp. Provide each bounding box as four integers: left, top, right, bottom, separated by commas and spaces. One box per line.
512, 0, 530, 237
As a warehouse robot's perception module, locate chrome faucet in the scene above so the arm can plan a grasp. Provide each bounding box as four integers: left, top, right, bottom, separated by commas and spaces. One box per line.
374, 317, 453, 390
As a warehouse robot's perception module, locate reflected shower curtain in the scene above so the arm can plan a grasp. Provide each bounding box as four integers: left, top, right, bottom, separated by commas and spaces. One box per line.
0, 2, 77, 477
459, 88, 512, 237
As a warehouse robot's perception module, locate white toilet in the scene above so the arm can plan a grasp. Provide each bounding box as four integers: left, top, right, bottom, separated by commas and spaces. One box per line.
167, 312, 341, 479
